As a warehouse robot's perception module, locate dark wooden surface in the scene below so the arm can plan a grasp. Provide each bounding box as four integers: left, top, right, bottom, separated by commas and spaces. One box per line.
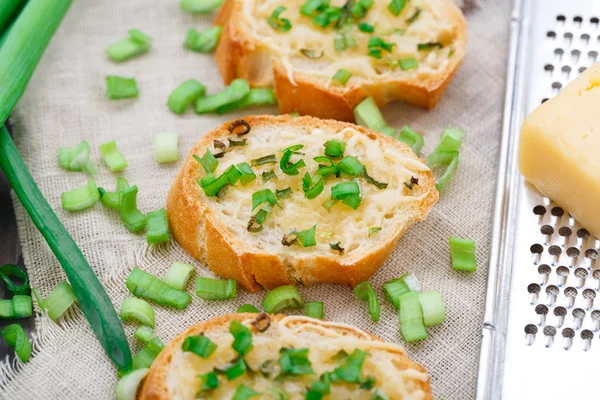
0, 121, 34, 359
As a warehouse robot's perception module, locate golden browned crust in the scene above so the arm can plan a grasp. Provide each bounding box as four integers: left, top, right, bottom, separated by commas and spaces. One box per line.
139, 314, 432, 400
214, 0, 468, 121
166, 115, 438, 292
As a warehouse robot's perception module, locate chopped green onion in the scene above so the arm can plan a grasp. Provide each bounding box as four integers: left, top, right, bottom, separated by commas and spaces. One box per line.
333, 349, 368, 382
0, 299, 14, 318
99, 177, 129, 209
279, 348, 314, 376
358, 22, 374, 33
58, 140, 96, 175
195, 149, 218, 173
252, 189, 280, 211
230, 320, 253, 356
106, 76, 139, 99
302, 173, 324, 199
399, 57, 418, 71
120, 297, 155, 328
146, 208, 170, 245
163, 262, 194, 291
426, 151, 459, 191
216, 356, 247, 380
367, 37, 395, 59
398, 292, 428, 342
418, 42, 443, 51
297, 225, 317, 247
249, 202, 274, 232
34, 280, 77, 320
275, 187, 293, 200
180, 0, 223, 14
134, 326, 154, 343
388, 0, 406, 16
314, 156, 338, 177
216, 88, 277, 114
106, 29, 152, 62
119, 185, 146, 232
184, 26, 222, 53
368, 227, 381, 236
0, 264, 29, 295
449, 236, 477, 272
13, 295, 33, 318
196, 79, 250, 114
329, 241, 344, 253
332, 69, 352, 85
300, 48, 324, 59
197, 172, 230, 197
280, 146, 307, 176
334, 33, 346, 51
363, 169, 388, 189
267, 6, 292, 32
300, 0, 328, 16
324, 139, 346, 157
129, 336, 164, 373
305, 302, 324, 319
261, 169, 276, 182
383, 273, 420, 309
237, 304, 260, 313
419, 290, 446, 326
406, 7, 421, 24
167, 80, 206, 114
200, 371, 219, 391
154, 132, 179, 163
126, 267, 192, 309
372, 389, 389, 400
229, 139, 247, 147
232, 385, 260, 400
310, 372, 331, 396
448, 44, 456, 57
195, 277, 237, 300
116, 368, 149, 400
251, 154, 277, 166
61, 179, 100, 212
433, 128, 465, 153
331, 181, 361, 210
1, 324, 31, 362
236, 162, 256, 184
182, 334, 217, 358
338, 156, 365, 176
353, 281, 380, 322
353, 97, 396, 135
99, 140, 128, 172
262, 285, 303, 313
0, 0, 25, 35
397, 126, 424, 154
323, 199, 339, 211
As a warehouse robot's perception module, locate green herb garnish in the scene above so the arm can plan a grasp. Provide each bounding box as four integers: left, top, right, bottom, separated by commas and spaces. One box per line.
230, 320, 253, 356
418, 42, 443, 51
324, 139, 346, 157
261, 169, 276, 182
193, 149, 218, 173
329, 242, 344, 253
275, 187, 293, 200
229, 138, 247, 147
332, 69, 352, 85
252, 189, 280, 211
267, 6, 292, 32
278, 348, 314, 376
333, 348, 369, 382
182, 335, 217, 358
406, 7, 421, 24
358, 22, 374, 33
296, 225, 317, 247
338, 156, 365, 176
367, 37, 395, 59
280, 145, 307, 176
388, 0, 406, 16
302, 173, 325, 199
331, 181, 361, 210
363, 169, 388, 189
369, 227, 382, 236
251, 154, 277, 166
399, 57, 418, 71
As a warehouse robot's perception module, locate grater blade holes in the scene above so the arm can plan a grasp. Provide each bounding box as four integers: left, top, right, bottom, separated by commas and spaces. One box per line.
525, 324, 538, 334
567, 247, 580, 257
562, 328, 575, 338
593, 269, 600, 280
557, 266, 570, 276
536, 304, 549, 315
579, 66, 587, 73
544, 64, 555, 72
591, 310, 600, 320
585, 249, 598, 259
555, 306, 568, 317
551, 207, 565, 217
573, 308, 586, 319
538, 264, 552, 275
591, 17, 599, 24
581, 33, 591, 44
533, 205, 547, 216
548, 245, 562, 256
581, 329, 593, 340
528, 283, 542, 293
551, 82, 563, 90
583, 289, 596, 299
565, 287, 578, 297
544, 326, 557, 336
546, 285, 559, 295
541, 98, 549, 104
574, 267, 588, 279
547, 30, 557, 38
574, 16, 583, 23
557, 15, 566, 22
559, 227, 572, 237
577, 228, 590, 239
541, 225, 554, 235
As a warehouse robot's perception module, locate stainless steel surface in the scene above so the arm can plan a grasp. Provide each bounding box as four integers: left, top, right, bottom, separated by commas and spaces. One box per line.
477, 0, 600, 398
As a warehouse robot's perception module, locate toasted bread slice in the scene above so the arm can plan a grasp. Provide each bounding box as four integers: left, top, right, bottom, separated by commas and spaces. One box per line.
214, 0, 467, 121
167, 115, 437, 292
139, 313, 432, 400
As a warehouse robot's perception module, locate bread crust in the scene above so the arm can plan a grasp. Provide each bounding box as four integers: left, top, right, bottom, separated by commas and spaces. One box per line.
139, 313, 432, 400
166, 115, 438, 292
214, 0, 468, 121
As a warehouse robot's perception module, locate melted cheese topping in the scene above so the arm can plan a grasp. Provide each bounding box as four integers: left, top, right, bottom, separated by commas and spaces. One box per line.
167, 317, 430, 399
238, 0, 461, 85
198, 125, 430, 258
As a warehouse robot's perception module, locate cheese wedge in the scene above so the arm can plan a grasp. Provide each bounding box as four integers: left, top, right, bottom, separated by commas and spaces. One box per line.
519, 62, 600, 237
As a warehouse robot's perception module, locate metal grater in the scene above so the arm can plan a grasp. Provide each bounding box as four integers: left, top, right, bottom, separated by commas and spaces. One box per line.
476, 0, 600, 398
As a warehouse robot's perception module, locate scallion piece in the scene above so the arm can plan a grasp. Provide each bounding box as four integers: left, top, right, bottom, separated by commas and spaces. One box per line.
267, 6, 292, 32
419, 290, 446, 327
146, 208, 170, 245
388, 0, 406, 16
13, 295, 33, 318
119, 185, 146, 232
383, 273, 420, 309
230, 320, 253, 356
302, 173, 324, 199
449, 236, 477, 272
167, 80, 206, 115
300, 0, 328, 16
58, 140, 96, 175
129, 336, 164, 372
261, 169, 276, 182
236, 162, 256, 184
216, 356, 247, 380
0, 264, 30, 295
305, 301, 324, 319
275, 187, 293, 200
309, 373, 331, 396
331, 181, 361, 210
433, 127, 465, 153
153, 131, 179, 164
61, 179, 100, 212
195, 277, 237, 300
372, 389, 389, 400
106, 29, 152, 62
216, 88, 277, 114
0, 299, 14, 318
314, 156, 338, 177
99, 177, 129, 209
368, 227, 381, 236
0, 0, 25, 35
333, 349, 368, 382
367, 37, 395, 59
338, 156, 365, 176
398, 292, 428, 342
180, 0, 224, 14
353, 97, 396, 136
324, 139, 346, 157
296, 225, 317, 247
196, 79, 250, 114
399, 57, 418, 71
99, 140, 127, 172
200, 371, 219, 391
358, 22, 374, 33
262, 285, 303, 313
397, 126, 424, 154
184, 26, 222, 53
163, 262, 194, 291
106, 76, 139, 100
332, 69, 352, 85
237, 304, 260, 313
353, 281, 380, 322
197, 172, 230, 198
1, 324, 32, 362
116, 368, 149, 400
134, 326, 154, 343
182, 334, 217, 358
232, 385, 260, 400
426, 151, 459, 191
34, 280, 77, 320
280, 145, 306, 176
120, 297, 155, 328
195, 149, 218, 173
279, 347, 314, 376
126, 267, 192, 309
406, 7, 421, 24
252, 189, 280, 211
418, 42, 444, 51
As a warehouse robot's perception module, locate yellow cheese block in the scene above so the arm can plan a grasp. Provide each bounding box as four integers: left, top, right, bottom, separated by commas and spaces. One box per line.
519, 61, 600, 237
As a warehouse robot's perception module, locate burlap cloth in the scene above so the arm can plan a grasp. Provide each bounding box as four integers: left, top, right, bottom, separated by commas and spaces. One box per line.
0, 0, 509, 398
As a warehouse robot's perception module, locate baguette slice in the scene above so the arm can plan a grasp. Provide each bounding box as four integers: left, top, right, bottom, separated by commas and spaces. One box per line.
214, 0, 467, 121
167, 115, 438, 292
139, 313, 432, 400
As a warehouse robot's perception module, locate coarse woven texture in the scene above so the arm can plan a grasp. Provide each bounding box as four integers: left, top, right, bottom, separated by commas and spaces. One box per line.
0, 0, 509, 399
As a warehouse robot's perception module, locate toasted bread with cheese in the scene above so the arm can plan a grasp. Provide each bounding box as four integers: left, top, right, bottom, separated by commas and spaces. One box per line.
166, 115, 437, 292
139, 313, 432, 400
214, 0, 467, 121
